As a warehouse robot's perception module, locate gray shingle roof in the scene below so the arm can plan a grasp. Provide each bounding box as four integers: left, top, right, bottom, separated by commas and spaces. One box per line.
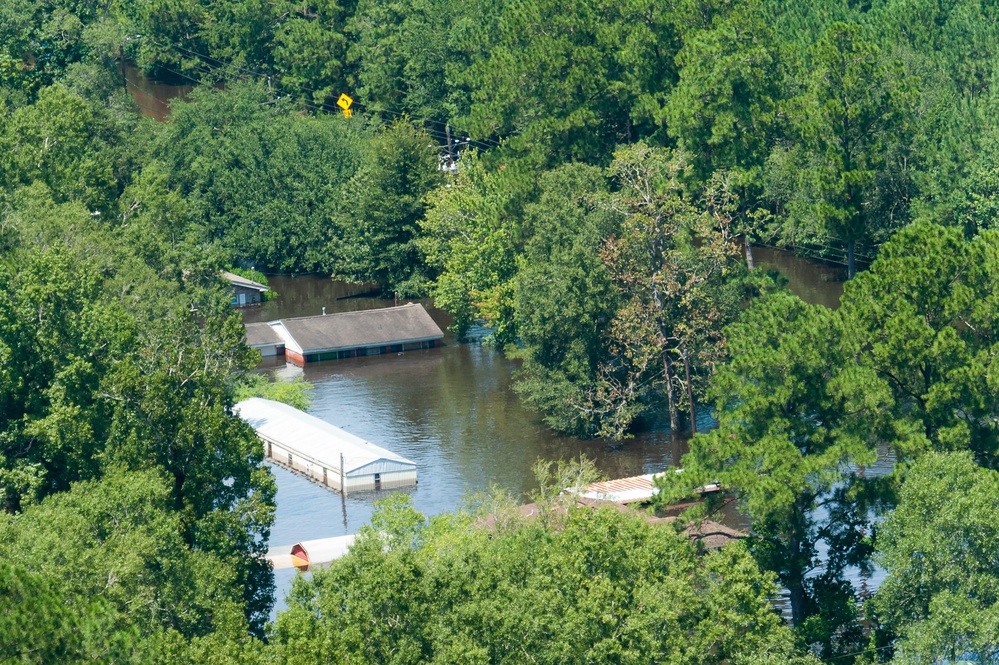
222, 271, 269, 292
245, 322, 283, 347
278, 303, 443, 353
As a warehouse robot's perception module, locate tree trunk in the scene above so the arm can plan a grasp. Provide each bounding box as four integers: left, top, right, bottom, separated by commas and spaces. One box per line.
744, 235, 755, 270
683, 348, 696, 434
663, 354, 680, 433
785, 508, 809, 626
788, 573, 808, 627
847, 241, 856, 279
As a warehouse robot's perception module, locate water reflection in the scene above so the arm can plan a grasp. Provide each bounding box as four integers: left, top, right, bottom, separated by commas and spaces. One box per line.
266, 344, 692, 611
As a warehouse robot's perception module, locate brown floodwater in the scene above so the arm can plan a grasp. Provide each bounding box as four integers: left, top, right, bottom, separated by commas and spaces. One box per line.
244, 275, 704, 539
247, 261, 849, 612
754, 245, 846, 309
122, 63, 194, 121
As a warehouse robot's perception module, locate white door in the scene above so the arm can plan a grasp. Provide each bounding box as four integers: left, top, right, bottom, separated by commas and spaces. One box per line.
238, 292, 246, 305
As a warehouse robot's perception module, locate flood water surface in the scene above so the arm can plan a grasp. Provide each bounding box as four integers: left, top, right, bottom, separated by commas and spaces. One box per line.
250, 277, 704, 609
123, 63, 194, 121
754, 246, 846, 309
126, 70, 871, 619
251, 256, 847, 610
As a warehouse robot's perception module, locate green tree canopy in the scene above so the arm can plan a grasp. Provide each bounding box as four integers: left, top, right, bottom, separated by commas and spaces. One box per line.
786, 22, 919, 277
512, 163, 620, 437
330, 120, 441, 295
273, 493, 818, 665
872, 451, 999, 664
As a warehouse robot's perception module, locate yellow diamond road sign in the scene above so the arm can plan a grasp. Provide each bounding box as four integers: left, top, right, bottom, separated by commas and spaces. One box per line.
336, 93, 353, 111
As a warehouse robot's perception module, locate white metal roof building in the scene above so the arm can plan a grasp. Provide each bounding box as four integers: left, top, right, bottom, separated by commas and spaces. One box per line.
234, 397, 417, 493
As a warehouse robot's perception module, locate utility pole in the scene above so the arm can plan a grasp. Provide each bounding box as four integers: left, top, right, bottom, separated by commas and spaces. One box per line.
445, 123, 456, 169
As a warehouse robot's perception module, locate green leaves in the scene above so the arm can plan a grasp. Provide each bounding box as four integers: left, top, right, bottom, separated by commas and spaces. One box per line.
841, 222, 999, 464
668, 221, 999, 653
0, 470, 243, 638
149, 81, 363, 273
274, 494, 814, 665
594, 144, 748, 436
665, 0, 784, 183
0, 562, 142, 664
329, 120, 442, 294
779, 22, 919, 273
872, 452, 999, 663
0, 84, 119, 211
420, 154, 533, 340
512, 163, 619, 436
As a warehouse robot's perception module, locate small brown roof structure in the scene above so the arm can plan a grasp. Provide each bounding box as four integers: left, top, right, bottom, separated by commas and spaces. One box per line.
478, 496, 744, 550
222, 270, 269, 293
273, 303, 443, 355
579, 472, 721, 504
245, 322, 283, 348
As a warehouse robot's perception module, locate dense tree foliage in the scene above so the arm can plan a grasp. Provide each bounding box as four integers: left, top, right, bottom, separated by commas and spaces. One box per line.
664, 222, 999, 658
0, 562, 143, 664
871, 452, 999, 663
7, 0, 999, 661
0, 174, 275, 645
273, 492, 818, 665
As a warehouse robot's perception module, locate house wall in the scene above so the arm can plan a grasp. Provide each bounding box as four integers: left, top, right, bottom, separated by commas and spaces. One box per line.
344, 469, 418, 491
231, 285, 263, 306
288, 339, 442, 365
253, 343, 285, 357
259, 436, 417, 493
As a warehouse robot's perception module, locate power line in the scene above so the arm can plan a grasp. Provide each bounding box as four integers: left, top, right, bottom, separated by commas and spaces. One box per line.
753, 241, 879, 269
826, 642, 895, 661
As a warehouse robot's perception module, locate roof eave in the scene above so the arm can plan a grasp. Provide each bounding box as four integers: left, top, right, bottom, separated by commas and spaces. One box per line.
300, 335, 444, 355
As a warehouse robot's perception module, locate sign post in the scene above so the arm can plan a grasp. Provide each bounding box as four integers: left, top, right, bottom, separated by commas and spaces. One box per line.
336, 93, 353, 118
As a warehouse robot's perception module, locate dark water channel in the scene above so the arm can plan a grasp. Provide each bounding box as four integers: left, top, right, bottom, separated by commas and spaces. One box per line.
244, 255, 852, 612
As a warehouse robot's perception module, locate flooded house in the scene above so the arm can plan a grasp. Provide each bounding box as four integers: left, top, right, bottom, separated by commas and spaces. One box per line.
224, 270, 269, 306
234, 397, 418, 493
244, 303, 444, 365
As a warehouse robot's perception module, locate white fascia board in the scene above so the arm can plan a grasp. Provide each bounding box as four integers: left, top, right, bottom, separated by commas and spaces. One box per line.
270, 322, 302, 353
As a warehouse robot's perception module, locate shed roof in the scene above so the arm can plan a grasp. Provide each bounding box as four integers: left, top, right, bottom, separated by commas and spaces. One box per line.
579, 472, 722, 504
275, 303, 443, 354
233, 398, 417, 477
245, 322, 283, 347
222, 270, 269, 292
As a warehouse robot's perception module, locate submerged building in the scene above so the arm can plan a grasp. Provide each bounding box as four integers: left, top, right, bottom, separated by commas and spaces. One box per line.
223, 270, 269, 306
234, 397, 418, 493
244, 302, 444, 365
